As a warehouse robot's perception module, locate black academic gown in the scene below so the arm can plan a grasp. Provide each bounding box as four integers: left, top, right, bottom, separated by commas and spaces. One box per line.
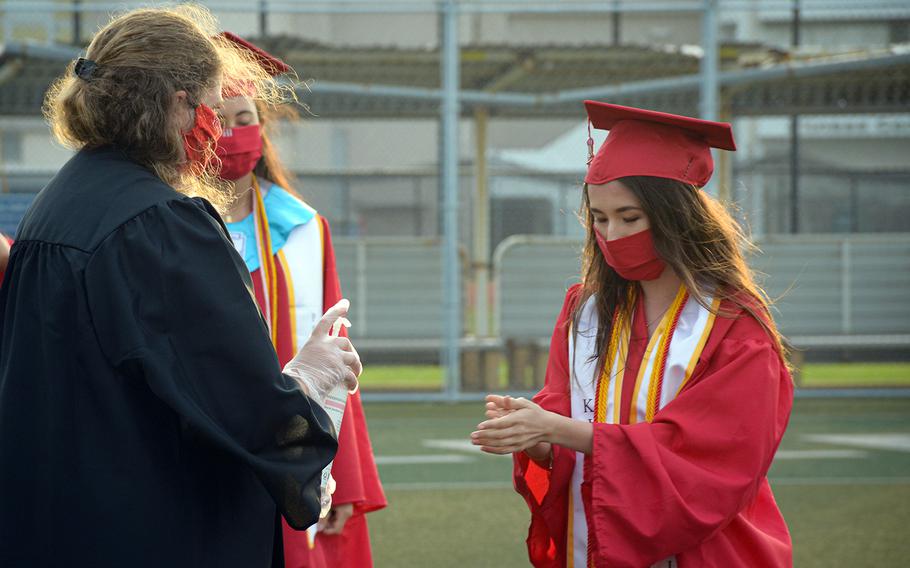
0, 146, 337, 567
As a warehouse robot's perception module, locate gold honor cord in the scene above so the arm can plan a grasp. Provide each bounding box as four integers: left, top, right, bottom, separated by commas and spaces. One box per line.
252, 176, 280, 347
644, 285, 689, 422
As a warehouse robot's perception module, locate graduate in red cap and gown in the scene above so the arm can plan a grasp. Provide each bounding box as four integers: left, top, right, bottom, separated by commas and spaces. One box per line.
473, 102, 794, 568
215, 33, 386, 568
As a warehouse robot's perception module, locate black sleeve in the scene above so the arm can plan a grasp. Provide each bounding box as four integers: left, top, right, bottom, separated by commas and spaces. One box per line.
84, 197, 336, 529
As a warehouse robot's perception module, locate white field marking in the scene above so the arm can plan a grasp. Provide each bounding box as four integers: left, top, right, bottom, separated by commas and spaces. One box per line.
419, 441, 869, 461
374, 454, 475, 465
803, 433, 910, 453
382, 481, 513, 491
422, 438, 511, 457
774, 449, 867, 459
380, 477, 910, 492
422, 439, 482, 453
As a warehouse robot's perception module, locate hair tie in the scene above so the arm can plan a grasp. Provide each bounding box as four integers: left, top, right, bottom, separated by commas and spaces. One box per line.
74, 58, 98, 81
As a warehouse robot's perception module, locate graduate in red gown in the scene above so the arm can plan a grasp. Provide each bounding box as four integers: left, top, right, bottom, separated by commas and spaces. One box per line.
215, 33, 387, 568
472, 102, 794, 568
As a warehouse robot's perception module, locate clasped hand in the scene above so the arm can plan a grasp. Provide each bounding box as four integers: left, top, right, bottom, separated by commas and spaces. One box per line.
470, 394, 552, 455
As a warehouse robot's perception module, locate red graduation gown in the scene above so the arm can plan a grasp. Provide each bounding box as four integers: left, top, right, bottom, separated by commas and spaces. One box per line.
246, 215, 387, 568
514, 284, 793, 568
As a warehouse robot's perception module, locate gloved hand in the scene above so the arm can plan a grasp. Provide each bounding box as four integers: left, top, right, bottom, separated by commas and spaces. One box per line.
320, 473, 337, 519
283, 299, 362, 408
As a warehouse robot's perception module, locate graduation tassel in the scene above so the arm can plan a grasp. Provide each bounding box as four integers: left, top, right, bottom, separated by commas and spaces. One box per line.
586, 119, 595, 166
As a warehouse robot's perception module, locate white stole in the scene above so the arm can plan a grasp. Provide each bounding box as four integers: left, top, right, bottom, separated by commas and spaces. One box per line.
279, 219, 325, 347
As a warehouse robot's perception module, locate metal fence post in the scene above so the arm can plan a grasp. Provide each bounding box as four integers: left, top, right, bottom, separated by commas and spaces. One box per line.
473, 106, 490, 337
700, 0, 719, 195
841, 239, 852, 334
441, 0, 462, 400
356, 240, 368, 336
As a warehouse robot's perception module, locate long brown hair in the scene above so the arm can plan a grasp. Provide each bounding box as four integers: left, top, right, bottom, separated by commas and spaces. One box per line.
573, 176, 788, 373
43, 5, 287, 211
252, 101, 302, 196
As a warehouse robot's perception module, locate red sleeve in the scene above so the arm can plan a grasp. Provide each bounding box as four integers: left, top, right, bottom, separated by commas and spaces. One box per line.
585, 311, 794, 567
512, 283, 582, 568
319, 216, 386, 512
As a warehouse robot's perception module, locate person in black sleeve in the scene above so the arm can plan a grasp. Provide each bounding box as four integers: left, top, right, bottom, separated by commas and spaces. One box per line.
0, 6, 360, 568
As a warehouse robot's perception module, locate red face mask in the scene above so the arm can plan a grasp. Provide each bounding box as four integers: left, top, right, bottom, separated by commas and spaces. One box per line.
595, 227, 666, 281
215, 124, 263, 181
182, 103, 223, 175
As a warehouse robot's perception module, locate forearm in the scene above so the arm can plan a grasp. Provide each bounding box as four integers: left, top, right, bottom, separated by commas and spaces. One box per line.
524, 441, 552, 464
545, 413, 593, 455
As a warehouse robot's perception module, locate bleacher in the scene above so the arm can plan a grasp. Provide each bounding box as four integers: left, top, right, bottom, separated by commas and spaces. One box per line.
0, 193, 35, 236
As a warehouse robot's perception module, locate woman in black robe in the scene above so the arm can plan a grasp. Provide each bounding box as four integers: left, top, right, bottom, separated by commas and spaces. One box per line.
0, 7, 358, 567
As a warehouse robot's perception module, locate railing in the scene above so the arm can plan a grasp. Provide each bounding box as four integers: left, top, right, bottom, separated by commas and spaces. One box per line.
492, 233, 910, 341
3, 189, 908, 398
2, 202, 907, 343
332, 237, 468, 341
493, 235, 582, 339
753, 234, 910, 337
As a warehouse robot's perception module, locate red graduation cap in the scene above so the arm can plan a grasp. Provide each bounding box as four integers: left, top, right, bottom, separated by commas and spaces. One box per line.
220, 31, 291, 76
219, 32, 292, 97
584, 101, 737, 188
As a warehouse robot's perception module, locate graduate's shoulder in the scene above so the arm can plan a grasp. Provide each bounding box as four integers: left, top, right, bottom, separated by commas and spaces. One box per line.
562, 282, 586, 314
546, 282, 588, 338
262, 182, 316, 221
690, 292, 794, 404
714, 291, 780, 343
706, 291, 787, 369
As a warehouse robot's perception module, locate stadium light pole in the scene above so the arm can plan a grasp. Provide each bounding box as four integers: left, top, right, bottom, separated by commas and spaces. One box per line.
700, 0, 720, 196
473, 106, 490, 338
790, 0, 801, 234
440, 0, 462, 400
72, 0, 81, 43
259, 0, 268, 36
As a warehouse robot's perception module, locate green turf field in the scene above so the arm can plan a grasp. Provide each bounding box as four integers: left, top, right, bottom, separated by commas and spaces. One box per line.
362, 397, 910, 567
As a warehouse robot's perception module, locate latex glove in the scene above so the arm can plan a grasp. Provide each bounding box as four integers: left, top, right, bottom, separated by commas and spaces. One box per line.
283, 299, 362, 408
0, 234, 10, 273
319, 473, 337, 519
